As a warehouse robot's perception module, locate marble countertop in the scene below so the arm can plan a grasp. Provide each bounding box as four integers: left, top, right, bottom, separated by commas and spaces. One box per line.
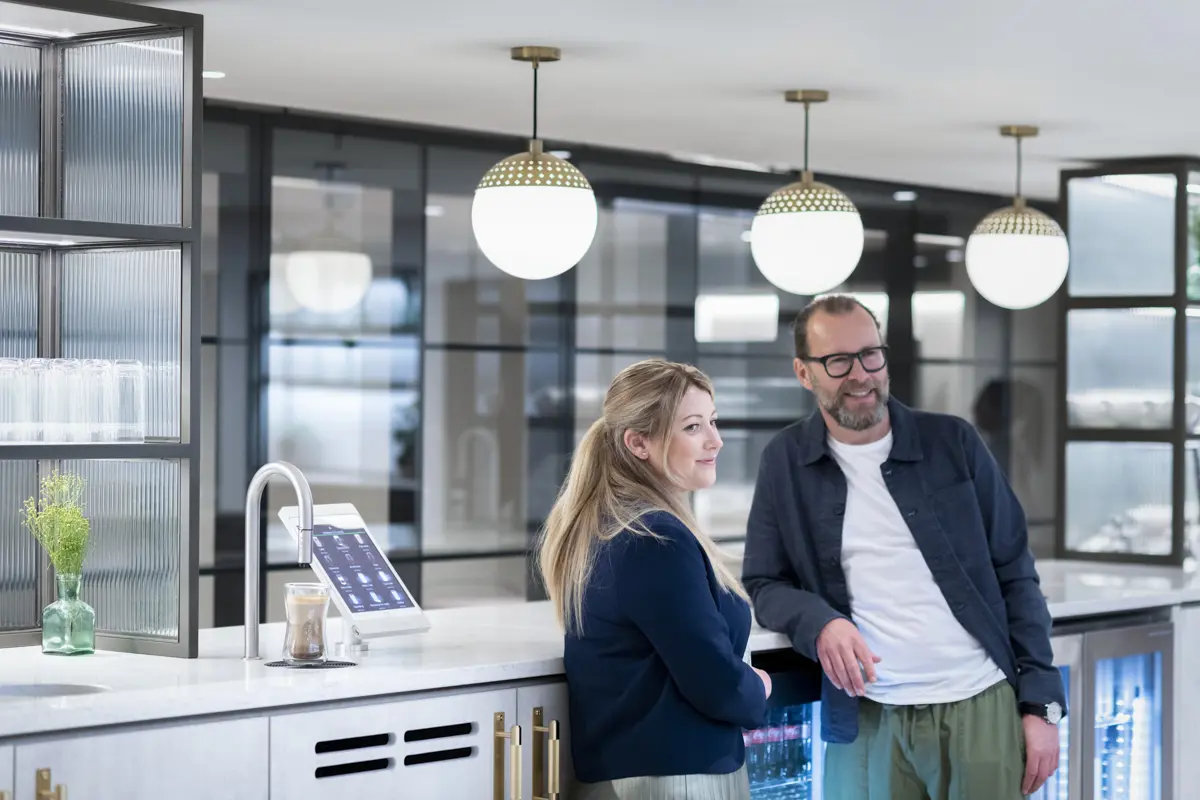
1, 559, 1198, 740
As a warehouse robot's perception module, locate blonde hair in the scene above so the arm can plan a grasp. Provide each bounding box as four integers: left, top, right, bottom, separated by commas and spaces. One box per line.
536, 358, 749, 635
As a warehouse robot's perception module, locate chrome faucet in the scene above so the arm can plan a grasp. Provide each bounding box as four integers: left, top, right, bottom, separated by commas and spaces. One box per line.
244, 461, 314, 660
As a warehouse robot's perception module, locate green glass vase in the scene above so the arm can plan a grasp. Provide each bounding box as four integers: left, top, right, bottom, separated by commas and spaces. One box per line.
42, 573, 95, 656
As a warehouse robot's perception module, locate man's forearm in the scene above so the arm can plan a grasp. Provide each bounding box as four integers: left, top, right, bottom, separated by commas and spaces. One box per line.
747, 577, 845, 662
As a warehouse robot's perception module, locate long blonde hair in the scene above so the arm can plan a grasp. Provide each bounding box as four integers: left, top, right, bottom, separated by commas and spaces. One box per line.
536, 358, 748, 634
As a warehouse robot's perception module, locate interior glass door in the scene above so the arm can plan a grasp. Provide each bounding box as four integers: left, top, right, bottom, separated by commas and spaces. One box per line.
1084, 622, 1172, 800
747, 701, 821, 800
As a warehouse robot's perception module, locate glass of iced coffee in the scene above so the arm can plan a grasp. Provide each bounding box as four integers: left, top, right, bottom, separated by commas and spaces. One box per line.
282, 582, 330, 665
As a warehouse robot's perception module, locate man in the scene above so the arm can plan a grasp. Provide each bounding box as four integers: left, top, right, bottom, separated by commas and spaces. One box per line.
742, 294, 1064, 800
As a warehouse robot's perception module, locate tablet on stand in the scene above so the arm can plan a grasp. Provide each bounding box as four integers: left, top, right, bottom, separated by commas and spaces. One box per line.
278, 503, 431, 658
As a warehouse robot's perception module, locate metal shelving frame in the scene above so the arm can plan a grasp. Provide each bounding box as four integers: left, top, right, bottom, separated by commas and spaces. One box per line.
0, 0, 203, 657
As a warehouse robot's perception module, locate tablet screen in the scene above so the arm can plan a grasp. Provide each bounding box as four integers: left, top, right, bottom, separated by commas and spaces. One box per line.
311, 523, 413, 613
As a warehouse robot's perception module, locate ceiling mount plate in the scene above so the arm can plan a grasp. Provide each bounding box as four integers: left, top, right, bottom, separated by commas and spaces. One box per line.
1000, 124, 1039, 138
785, 89, 829, 104
511, 46, 562, 63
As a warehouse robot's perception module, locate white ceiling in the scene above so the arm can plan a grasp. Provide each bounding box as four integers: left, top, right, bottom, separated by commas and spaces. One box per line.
174, 0, 1196, 199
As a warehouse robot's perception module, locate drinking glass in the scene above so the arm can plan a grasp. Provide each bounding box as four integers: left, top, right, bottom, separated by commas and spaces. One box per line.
0, 358, 20, 443
21, 358, 50, 443
282, 582, 330, 665
114, 359, 147, 442
45, 359, 83, 443
82, 359, 117, 442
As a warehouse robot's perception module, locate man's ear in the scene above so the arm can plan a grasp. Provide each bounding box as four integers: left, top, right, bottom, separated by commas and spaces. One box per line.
793, 357, 814, 392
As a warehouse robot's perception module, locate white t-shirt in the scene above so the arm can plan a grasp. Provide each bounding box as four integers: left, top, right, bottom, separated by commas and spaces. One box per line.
827, 431, 1007, 706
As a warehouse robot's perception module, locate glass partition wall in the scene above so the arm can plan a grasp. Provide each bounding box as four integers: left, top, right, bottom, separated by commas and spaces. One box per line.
197, 103, 1060, 624
1058, 160, 1200, 566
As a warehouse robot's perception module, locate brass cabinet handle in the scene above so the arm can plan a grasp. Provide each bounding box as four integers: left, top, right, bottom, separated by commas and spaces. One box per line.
493, 712, 522, 800
532, 706, 561, 800
36, 769, 66, 800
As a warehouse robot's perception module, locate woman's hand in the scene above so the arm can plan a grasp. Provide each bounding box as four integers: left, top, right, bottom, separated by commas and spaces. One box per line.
753, 667, 773, 698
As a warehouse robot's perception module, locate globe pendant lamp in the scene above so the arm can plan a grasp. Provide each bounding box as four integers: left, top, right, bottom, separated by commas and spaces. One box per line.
964, 125, 1069, 310
471, 46, 598, 280
750, 90, 865, 295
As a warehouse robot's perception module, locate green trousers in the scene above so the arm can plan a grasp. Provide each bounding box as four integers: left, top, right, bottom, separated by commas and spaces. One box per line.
823, 680, 1025, 800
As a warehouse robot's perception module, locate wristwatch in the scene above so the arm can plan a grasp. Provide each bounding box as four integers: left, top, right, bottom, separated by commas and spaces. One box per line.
1019, 700, 1064, 725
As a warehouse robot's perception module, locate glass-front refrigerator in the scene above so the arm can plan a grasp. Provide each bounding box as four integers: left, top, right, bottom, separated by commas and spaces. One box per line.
748, 651, 825, 799
1083, 621, 1173, 800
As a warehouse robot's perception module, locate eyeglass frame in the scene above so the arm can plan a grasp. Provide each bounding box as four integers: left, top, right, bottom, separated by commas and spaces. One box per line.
800, 345, 890, 379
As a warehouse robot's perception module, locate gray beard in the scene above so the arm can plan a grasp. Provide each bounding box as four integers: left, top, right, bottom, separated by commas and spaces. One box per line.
823, 388, 888, 432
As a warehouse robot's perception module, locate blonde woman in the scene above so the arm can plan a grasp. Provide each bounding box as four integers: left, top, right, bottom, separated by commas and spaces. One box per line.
537, 359, 772, 800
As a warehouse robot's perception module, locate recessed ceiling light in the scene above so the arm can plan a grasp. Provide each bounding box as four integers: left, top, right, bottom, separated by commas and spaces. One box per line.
202, 70, 226, 79
893, 190, 918, 202
0, 23, 72, 37
740, 230, 753, 243
425, 205, 445, 217
549, 150, 572, 160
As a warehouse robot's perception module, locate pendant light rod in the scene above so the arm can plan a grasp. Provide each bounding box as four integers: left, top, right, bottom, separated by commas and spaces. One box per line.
785, 90, 829, 186
1000, 125, 1039, 207
512, 46, 562, 147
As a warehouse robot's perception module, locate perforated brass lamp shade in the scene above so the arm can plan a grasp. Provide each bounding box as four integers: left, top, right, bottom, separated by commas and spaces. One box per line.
750, 174, 865, 295
471, 142, 598, 280
964, 200, 1069, 310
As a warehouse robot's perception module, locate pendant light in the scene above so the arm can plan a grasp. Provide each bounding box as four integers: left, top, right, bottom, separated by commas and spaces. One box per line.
750, 90, 865, 295
284, 161, 373, 314
965, 125, 1069, 310
471, 46, 598, 280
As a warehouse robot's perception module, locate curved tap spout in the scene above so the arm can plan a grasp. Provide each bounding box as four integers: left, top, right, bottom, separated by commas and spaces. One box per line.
244, 461, 314, 660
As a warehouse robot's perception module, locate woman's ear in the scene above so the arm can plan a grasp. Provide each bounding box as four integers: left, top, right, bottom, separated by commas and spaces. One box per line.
622, 430, 651, 461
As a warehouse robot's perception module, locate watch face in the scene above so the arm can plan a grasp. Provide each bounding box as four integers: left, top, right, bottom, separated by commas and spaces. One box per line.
1046, 702, 1063, 724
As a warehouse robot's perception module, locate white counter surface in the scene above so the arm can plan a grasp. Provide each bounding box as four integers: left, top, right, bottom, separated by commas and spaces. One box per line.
0, 559, 1197, 740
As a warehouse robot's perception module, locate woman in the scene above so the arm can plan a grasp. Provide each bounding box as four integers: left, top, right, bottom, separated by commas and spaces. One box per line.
537, 359, 771, 800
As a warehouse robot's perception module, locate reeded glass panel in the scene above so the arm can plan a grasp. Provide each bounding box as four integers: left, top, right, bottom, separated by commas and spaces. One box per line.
1188, 173, 1200, 302
65, 458, 181, 639
0, 460, 39, 631
1067, 174, 1176, 297
0, 250, 37, 358
62, 36, 184, 226
61, 247, 182, 439
1065, 442, 1172, 555
574, 353, 660, 428
0, 43, 39, 217
1067, 308, 1174, 430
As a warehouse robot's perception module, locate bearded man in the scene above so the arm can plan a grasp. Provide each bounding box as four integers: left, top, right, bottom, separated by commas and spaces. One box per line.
742, 293, 1064, 800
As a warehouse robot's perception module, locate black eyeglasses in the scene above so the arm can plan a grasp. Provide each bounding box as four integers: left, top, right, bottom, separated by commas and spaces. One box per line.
802, 346, 889, 379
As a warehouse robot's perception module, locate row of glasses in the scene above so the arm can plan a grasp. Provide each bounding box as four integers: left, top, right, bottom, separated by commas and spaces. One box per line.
0, 357, 148, 444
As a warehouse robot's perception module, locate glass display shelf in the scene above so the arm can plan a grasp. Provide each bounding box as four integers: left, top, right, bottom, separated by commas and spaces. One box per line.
1092, 651, 1163, 800
748, 702, 819, 800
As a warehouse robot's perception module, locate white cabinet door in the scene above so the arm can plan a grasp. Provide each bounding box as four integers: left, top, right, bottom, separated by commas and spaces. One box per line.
14, 717, 267, 799
1174, 603, 1200, 798
270, 686, 519, 799
517, 680, 575, 800
0, 744, 12, 800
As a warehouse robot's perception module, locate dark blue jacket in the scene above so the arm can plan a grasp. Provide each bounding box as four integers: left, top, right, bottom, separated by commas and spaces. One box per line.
742, 399, 1065, 744
565, 511, 769, 783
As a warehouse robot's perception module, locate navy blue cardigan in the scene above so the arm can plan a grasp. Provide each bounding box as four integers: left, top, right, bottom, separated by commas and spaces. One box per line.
564, 511, 769, 784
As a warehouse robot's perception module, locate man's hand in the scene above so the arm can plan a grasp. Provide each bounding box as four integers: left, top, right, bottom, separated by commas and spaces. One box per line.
815, 618, 881, 697
1021, 714, 1060, 795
